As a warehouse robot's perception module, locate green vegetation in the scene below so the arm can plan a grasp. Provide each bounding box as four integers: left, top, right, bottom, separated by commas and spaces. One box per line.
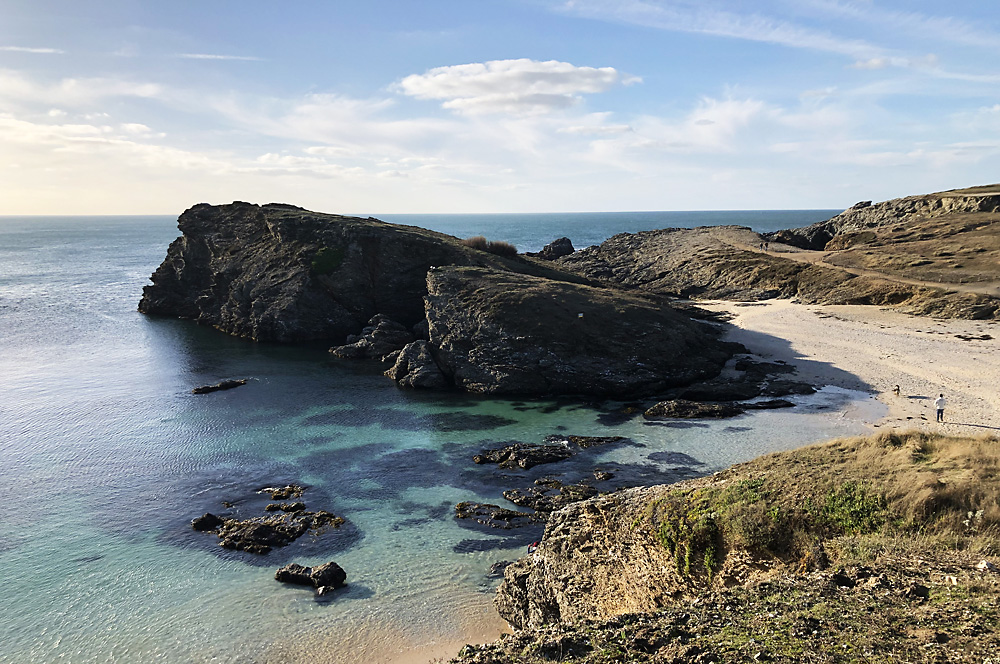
310, 245, 346, 275
451, 432, 1000, 664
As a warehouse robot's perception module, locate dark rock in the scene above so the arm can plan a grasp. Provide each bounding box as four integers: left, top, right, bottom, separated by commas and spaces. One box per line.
593, 470, 614, 481
274, 562, 314, 586
421, 266, 736, 397
191, 379, 246, 394
473, 443, 573, 469
329, 314, 414, 360
560, 435, 628, 449
743, 399, 796, 410
384, 339, 449, 389
527, 237, 575, 260
191, 512, 224, 531
310, 561, 347, 589
455, 502, 541, 529
275, 561, 346, 592
487, 561, 513, 578
139, 202, 582, 343
644, 399, 745, 419
264, 502, 306, 512
503, 480, 598, 513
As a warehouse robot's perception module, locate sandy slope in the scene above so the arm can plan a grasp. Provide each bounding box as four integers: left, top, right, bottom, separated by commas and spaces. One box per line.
702, 299, 1000, 433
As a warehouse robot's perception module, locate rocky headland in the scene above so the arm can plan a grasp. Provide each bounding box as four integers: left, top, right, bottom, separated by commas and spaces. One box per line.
139, 202, 752, 397
557, 185, 1000, 320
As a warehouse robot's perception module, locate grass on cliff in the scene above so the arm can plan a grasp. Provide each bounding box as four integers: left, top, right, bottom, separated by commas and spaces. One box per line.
640, 430, 1000, 580
461, 235, 518, 257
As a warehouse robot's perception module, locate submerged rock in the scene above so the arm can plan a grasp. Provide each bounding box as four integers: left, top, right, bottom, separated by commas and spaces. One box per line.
455, 502, 541, 529
473, 443, 574, 469
643, 399, 745, 419
191, 379, 247, 394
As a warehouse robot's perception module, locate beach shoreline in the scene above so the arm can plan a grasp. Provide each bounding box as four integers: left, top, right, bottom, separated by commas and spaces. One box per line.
701, 299, 1000, 433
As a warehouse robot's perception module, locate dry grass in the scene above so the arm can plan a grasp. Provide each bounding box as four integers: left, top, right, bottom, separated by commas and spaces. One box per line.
643, 431, 1000, 577
461, 235, 518, 257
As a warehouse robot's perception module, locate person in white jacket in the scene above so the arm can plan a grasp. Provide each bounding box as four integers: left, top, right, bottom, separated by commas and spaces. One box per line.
934, 394, 946, 422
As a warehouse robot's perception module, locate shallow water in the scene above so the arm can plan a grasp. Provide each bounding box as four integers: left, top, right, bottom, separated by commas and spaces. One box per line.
0, 212, 877, 663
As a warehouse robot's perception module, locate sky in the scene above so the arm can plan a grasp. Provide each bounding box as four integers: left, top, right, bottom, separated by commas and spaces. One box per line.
1, 0, 999, 215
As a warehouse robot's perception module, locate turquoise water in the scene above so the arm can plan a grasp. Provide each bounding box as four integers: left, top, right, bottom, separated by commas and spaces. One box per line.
0, 211, 873, 663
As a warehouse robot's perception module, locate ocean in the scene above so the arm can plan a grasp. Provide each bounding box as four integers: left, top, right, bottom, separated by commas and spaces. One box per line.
0, 209, 877, 663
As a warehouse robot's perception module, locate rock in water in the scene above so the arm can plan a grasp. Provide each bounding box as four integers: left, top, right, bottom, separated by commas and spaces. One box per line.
275, 561, 347, 593
410, 266, 735, 396
643, 399, 746, 419
191, 379, 247, 394
138, 202, 575, 343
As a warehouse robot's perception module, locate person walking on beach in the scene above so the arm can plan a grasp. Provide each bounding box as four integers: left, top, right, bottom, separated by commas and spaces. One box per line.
934, 393, 946, 422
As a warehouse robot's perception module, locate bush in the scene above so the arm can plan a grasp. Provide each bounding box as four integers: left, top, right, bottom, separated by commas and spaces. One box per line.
311, 246, 345, 275
460, 236, 518, 257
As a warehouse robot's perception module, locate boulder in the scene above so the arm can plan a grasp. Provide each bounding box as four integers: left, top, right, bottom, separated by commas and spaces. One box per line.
275, 561, 347, 592
191, 512, 224, 531
384, 340, 449, 389
527, 237, 575, 261
329, 314, 414, 360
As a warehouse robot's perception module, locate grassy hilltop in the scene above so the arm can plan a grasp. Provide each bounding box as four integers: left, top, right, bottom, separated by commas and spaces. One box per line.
453, 431, 1000, 663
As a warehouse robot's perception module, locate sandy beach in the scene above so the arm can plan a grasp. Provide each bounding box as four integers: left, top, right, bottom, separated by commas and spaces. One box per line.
702, 300, 1000, 433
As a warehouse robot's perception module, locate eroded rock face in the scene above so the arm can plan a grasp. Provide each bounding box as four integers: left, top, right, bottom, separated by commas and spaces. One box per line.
330, 314, 414, 360
495, 486, 681, 630
384, 339, 449, 388
417, 266, 735, 397
139, 202, 580, 342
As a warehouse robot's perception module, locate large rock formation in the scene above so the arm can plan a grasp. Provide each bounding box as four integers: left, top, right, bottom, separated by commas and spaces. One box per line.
139, 202, 582, 342
557, 191, 1000, 320
385, 266, 736, 396
769, 184, 1000, 250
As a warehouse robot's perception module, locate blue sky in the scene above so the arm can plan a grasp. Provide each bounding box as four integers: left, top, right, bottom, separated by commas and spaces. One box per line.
1, 0, 998, 214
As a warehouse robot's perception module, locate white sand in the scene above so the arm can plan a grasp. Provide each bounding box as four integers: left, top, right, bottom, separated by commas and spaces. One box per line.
701, 300, 1000, 434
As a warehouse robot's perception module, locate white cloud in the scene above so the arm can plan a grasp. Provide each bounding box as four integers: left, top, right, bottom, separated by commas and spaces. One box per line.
396, 58, 640, 115
0, 68, 164, 108
556, 0, 881, 59
176, 53, 263, 62
0, 46, 64, 54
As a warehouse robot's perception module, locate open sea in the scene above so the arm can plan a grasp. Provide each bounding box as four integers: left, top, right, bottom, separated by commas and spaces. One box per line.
0, 209, 880, 664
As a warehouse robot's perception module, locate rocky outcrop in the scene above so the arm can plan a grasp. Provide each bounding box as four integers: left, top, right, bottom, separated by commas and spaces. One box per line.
527, 237, 575, 260
329, 314, 414, 360
383, 340, 449, 389
390, 266, 736, 397
139, 202, 583, 342
643, 399, 745, 419
769, 186, 1000, 250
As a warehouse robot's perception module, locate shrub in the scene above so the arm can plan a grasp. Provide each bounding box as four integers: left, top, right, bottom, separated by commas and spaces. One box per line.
460, 235, 518, 257
460, 235, 489, 251
311, 246, 345, 275
486, 240, 518, 257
